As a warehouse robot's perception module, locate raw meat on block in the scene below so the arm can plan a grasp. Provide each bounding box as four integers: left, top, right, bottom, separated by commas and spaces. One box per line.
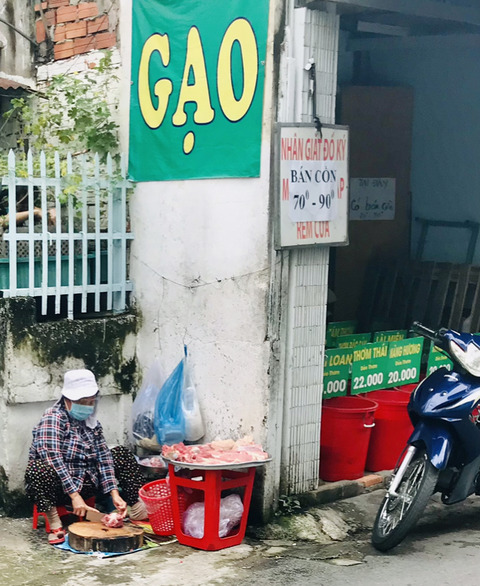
101, 512, 124, 528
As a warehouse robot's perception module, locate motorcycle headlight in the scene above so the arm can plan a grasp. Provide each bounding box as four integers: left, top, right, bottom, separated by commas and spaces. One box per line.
449, 340, 480, 376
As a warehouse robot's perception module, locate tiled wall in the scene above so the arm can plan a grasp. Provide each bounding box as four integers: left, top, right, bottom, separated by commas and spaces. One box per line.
297, 8, 339, 124
279, 6, 340, 494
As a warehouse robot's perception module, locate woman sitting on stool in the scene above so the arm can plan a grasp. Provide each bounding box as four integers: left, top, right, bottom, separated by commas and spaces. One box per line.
25, 369, 148, 545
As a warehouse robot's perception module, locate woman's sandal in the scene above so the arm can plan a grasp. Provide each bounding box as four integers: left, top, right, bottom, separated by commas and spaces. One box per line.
48, 527, 66, 545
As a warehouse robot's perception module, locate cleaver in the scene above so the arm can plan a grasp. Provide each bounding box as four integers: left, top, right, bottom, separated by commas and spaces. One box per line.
84, 506, 105, 522
65, 505, 104, 522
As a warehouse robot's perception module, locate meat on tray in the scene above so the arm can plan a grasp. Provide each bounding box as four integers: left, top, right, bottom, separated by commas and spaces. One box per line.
137, 456, 166, 469
161, 436, 269, 465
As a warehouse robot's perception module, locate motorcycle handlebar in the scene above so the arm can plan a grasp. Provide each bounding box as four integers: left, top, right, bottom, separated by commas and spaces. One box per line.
411, 321, 436, 337
412, 321, 445, 343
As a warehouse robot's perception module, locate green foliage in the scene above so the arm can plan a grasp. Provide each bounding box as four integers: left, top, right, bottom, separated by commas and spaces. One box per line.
0, 52, 124, 210
3, 51, 119, 160
275, 495, 302, 517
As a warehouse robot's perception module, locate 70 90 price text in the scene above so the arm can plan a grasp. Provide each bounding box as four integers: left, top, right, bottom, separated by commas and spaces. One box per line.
293, 189, 333, 210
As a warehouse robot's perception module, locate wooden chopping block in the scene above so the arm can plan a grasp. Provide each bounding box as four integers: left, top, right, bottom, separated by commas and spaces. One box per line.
68, 521, 144, 553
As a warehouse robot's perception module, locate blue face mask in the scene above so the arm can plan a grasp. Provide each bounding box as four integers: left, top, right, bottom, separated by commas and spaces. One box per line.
68, 403, 95, 421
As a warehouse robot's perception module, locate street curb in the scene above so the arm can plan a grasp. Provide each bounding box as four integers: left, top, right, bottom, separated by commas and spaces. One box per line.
296, 471, 391, 508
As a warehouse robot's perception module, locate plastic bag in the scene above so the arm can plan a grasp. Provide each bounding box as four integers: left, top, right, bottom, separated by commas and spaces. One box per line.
183, 494, 244, 538
131, 360, 166, 451
182, 353, 205, 442
154, 353, 186, 445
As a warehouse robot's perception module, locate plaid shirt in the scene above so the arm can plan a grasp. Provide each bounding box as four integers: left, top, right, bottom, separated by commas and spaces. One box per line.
28, 401, 117, 496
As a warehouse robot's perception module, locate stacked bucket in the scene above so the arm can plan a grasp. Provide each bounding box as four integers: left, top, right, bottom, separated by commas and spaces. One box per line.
319, 384, 416, 481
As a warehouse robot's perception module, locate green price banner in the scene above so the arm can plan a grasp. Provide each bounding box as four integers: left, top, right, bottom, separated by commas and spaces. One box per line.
350, 342, 389, 394
385, 337, 423, 387
336, 332, 371, 349
427, 342, 453, 375
323, 348, 352, 398
326, 320, 357, 347
373, 330, 407, 343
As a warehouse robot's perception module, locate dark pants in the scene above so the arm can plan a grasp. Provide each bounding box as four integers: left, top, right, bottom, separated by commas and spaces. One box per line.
25, 446, 147, 513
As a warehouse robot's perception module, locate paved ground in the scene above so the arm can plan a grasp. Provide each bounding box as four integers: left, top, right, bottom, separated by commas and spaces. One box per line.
3, 486, 480, 586
2, 516, 279, 586
0, 485, 378, 586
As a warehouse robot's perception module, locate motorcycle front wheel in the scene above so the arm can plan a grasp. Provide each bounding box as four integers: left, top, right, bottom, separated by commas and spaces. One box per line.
371, 447, 439, 552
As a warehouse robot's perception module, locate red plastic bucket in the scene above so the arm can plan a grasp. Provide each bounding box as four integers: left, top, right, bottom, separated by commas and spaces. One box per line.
364, 390, 413, 472
320, 396, 378, 481
395, 382, 420, 394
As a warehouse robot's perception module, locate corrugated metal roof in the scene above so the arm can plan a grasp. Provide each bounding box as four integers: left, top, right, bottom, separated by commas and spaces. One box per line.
0, 77, 31, 91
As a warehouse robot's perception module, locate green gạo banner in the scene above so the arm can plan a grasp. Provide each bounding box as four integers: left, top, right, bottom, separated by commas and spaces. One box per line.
129, 0, 269, 181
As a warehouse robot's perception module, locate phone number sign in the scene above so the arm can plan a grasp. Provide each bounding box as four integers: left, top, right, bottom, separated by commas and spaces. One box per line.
276, 124, 349, 248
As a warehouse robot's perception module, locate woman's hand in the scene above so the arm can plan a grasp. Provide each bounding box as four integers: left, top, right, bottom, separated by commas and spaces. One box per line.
111, 489, 127, 518
70, 492, 89, 517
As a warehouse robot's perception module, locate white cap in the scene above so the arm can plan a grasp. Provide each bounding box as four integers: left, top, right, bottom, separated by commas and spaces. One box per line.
61, 369, 98, 401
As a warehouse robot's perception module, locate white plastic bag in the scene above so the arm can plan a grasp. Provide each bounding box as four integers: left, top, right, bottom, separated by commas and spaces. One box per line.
131, 360, 166, 451
183, 494, 244, 538
182, 353, 205, 442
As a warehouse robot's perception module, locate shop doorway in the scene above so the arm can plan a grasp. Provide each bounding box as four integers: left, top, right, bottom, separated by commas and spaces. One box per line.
333, 85, 414, 330
324, 1, 480, 333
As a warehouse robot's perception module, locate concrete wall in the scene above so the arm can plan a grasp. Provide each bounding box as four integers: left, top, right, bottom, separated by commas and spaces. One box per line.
0, 298, 138, 506
120, 0, 339, 507
119, 0, 278, 470
129, 178, 272, 439
117, 1, 290, 519
122, 6, 284, 522
0, 0, 34, 84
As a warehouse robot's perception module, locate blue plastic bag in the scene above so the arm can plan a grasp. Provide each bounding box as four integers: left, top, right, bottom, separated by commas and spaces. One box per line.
154, 352, 186, 445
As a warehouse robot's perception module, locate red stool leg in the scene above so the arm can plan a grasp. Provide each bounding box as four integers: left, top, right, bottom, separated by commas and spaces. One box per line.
32, 504, 39, 529
32, 505, 51, 532
34, 497, 97, 530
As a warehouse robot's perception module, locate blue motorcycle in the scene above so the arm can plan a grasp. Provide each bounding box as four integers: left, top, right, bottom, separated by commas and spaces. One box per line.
372, 321, 480, 551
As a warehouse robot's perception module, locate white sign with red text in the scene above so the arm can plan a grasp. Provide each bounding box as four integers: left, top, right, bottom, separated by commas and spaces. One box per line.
276, 124, 349, 248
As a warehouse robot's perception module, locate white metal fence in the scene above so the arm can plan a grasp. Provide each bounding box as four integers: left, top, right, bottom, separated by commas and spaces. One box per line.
0, 150, 134, 319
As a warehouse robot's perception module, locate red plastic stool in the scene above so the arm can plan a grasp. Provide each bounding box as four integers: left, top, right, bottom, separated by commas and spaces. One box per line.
168, 464, 256, 551
33, 498, 96, 532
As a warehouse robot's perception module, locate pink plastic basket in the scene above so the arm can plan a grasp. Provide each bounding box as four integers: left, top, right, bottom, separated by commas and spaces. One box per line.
139, 479, 174, 535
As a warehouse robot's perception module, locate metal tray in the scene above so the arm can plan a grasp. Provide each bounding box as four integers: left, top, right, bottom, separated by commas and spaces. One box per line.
162, 456, 272, 471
